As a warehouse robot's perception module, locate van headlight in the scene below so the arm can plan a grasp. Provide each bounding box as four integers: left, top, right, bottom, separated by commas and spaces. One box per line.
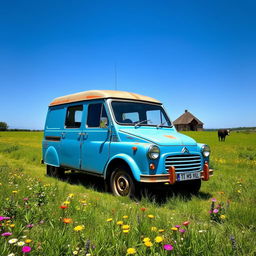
201, 145, 210, 157
147, 145, 160, 160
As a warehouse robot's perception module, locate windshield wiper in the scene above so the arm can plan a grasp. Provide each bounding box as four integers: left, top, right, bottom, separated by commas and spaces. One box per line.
156, 122, 173, 129
134, 119, 150, 128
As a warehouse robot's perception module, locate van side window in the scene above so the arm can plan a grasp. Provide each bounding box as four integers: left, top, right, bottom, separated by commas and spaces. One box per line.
65, 105, 83, 128
87, 103, 108, 128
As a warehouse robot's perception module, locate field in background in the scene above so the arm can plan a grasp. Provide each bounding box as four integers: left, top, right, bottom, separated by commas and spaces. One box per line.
0, 131, 255, 255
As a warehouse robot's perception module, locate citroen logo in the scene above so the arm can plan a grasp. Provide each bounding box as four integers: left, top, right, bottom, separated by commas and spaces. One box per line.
182, 147, 189, 153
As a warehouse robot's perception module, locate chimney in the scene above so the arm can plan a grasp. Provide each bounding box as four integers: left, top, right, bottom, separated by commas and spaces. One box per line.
185, 110, 188, 113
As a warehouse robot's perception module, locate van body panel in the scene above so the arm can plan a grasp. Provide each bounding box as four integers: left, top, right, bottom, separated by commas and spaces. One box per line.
44, 146, 60, 167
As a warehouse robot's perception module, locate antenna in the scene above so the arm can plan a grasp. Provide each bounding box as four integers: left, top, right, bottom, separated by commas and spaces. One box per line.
114, 63, 117, 90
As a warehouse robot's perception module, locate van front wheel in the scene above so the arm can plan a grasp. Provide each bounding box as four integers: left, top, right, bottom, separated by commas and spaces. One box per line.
46, 165, 64, 178
110, 167, 136, 197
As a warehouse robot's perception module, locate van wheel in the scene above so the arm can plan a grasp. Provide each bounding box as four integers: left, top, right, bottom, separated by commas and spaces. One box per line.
46, 165, 64, 178
110, 166, 136, 197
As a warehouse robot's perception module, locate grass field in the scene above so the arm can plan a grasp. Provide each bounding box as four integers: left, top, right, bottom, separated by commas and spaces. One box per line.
0, 131, 255, 256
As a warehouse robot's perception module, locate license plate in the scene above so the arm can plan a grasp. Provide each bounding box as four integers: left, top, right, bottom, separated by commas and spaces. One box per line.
177, 172, 201, 181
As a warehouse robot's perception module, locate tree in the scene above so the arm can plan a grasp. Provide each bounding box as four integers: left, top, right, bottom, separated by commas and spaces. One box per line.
0, 122, 8, 131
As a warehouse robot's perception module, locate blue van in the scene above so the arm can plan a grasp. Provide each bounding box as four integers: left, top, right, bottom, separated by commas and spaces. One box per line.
42, 90, 212, 196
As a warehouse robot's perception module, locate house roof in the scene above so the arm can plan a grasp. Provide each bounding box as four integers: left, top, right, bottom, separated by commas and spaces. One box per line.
173, 110, 203, 125
49, 90, 160, 106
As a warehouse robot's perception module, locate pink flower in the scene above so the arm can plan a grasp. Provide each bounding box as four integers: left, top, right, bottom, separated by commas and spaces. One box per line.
211, 198, 217, 202
1, 232, 12, 236
213, 209, 219, 214
175, 225, 181, 228
183, 221, 190, 226
22, 246, 31, 253
0, 216, 11, 221
26, 224, 34, 228
179, 228, 186, 233
164, 244, 173, 251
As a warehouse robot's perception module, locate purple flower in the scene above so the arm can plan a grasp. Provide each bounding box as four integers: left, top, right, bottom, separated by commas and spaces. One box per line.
211, 198, 217, 202
0, 216, 10, 221
213, 209, 219, 214
179, 228, 186, 233
26, 224, 34, 228
22, 246, 31, 253
1, 232, 12, 236
175, 225, 181, 228
163, 244, 173, 251
209, 210, 212, 214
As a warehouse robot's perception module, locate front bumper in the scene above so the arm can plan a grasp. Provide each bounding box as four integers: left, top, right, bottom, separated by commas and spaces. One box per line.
140, 169, 214, 183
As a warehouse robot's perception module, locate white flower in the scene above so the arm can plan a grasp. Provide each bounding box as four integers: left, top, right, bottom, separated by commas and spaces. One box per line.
8, 254, 15, 256
73, 251, 78, 255
17, 241, 25, 246
8, 238, 18, 244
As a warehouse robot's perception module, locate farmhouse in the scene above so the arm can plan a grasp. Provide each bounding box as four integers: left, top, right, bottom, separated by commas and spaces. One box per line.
173, 110, 203, 131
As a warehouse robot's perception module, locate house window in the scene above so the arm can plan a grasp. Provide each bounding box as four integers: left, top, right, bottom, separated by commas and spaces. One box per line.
65, 105, 83, 128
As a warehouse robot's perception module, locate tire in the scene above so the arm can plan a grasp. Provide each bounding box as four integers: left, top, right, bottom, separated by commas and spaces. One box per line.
46, 165, 64, 178
110, 166, 136, 197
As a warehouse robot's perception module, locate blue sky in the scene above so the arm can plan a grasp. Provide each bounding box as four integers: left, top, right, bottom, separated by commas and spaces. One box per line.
0, 0, 255, 129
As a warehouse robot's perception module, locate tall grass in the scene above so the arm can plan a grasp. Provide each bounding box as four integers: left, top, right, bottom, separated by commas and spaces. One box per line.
0, 131, 255, 255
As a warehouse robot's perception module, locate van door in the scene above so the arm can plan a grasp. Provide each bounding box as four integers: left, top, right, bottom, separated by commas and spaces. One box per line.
60, 104, 84, 169
81, 102, 110, 174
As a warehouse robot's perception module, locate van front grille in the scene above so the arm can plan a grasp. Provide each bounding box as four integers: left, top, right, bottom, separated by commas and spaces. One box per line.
165, 154, 202, 172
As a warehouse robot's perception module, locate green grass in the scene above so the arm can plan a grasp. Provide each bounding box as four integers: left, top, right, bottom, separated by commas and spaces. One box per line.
0, 131, 256, 255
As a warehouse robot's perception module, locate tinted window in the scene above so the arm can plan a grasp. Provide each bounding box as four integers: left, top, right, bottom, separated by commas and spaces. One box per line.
65, 105, 83, 128
87, 103, 108, 128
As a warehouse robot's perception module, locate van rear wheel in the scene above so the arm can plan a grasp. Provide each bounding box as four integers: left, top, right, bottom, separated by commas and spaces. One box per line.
110, 166, 136, 197
46, 165, 64, 178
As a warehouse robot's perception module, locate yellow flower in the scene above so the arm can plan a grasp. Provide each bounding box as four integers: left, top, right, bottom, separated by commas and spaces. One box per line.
117, 221, 123, 225
107, 218, 113, 222
158, 229, 165, 233
68, 193, 75, 198
237, 190, 241, 193
123, 229, 130, 233
220, 215, 226, 219
151, 226, 157, 231
10, 224, 15, 228
144, 241, 153, 247
155, 236, 164, 243
123, 215, 128, 219
73, 251, 78, 255
148, 214, 155, 219
122, 225, 130, 230
127, 248, 136, 254
63, 201, 70, 205
171, 227, 178, 231
25, 239, 32, 244
143, 237, 151, 243
74, 225, 85, 231
12, 190, 18, 194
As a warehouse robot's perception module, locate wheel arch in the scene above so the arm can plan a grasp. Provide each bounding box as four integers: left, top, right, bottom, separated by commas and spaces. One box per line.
44, 146, 60, 167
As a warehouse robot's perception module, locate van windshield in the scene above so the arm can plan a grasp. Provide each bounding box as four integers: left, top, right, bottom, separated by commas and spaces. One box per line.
111, 101, 172, 127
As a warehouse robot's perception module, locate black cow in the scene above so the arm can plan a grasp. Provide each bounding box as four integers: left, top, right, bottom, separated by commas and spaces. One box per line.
218, 129, 230, 141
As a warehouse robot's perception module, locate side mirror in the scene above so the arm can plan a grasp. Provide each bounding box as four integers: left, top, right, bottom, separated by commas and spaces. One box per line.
100, 117, 108, 128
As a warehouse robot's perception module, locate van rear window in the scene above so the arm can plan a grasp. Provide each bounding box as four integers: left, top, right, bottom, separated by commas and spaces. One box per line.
65, 105, 83, 128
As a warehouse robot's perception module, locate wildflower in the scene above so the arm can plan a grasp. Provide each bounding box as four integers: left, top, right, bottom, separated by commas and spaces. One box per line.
211, 198, 217, 202
151, 226, 157, 231
158, 229, 164, 233
171, 227, 178, 231
148, 214, 155, 219
73, 251, 78, 255
144, 241, 153, 247
163, 244, 173, 251
143, 237, 151, 243
25, 239, 32, 244
220, 215, 226, 219
155, 236, 164, 243
63, 201, 70, 205
60, 205, 68, 209
127, 248, 136, 254
17, 241, 25, 246
23, 197, 29, 201
0, 216, 10, 221
122, 225, 130, 230
175, 225, 181, 228
62, 218, 73, 224
26, 224, 34, 228
22, 246, 31, 253
8, 238, 18, 244
213, 209, 219, 214
198, 230, 207, 233
183, 221, 190, 226
10, 224, 15, 228
179, 229, 186, 234
7, 254, 15, 256
12, 191, 18, 194
237, 190, 241, 193
123, 229, 130, 233
140, 207, 146, 212
74, 225, 85, 232
68, 193, 75, 198
123, 215, 128, 219
1, 232, 12, 236
116, 221, 123, 225
106, 218, 113, 222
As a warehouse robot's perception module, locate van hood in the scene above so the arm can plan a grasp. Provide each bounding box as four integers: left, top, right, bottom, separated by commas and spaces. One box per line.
119, 128, 197, 146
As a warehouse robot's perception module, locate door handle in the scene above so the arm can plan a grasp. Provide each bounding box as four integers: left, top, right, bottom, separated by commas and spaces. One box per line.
61, 132, 66, 139
78, 132, 88, 140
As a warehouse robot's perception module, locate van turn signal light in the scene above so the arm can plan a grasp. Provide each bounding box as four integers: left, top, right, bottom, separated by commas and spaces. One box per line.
203, 163, 209, 181
168, 166, 176, 184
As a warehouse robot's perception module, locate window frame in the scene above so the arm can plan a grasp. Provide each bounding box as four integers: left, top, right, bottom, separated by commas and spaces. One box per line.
64, 104, 84, 129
